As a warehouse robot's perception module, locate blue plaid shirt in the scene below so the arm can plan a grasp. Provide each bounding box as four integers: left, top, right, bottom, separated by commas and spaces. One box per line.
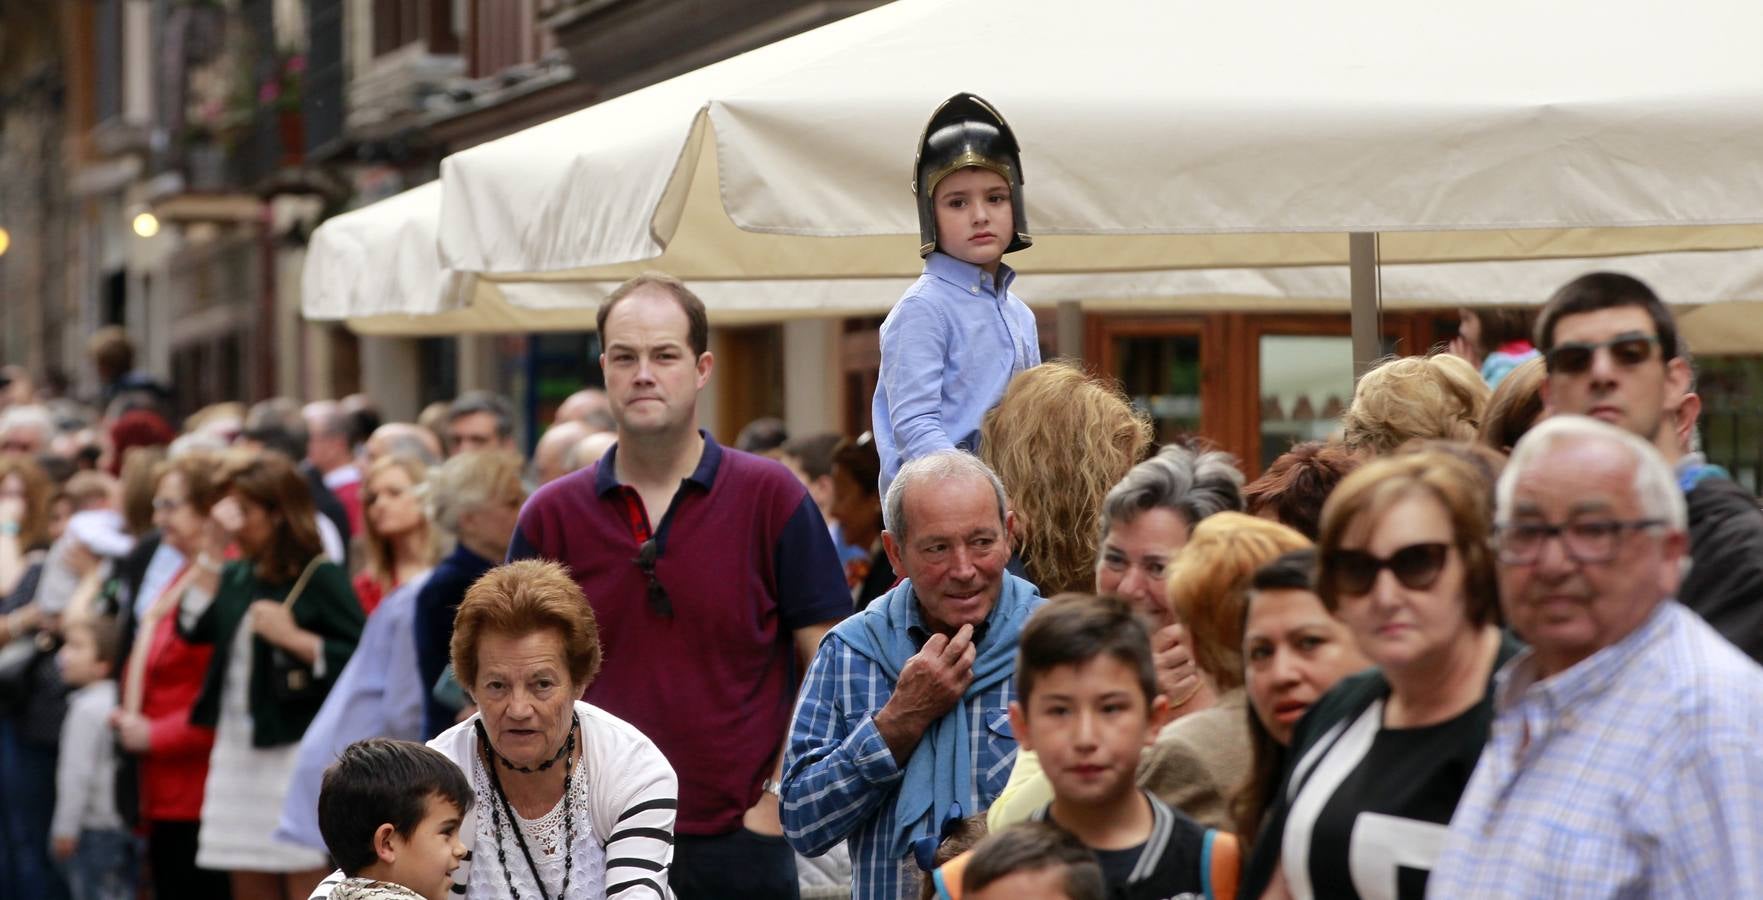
1429, 602, 1763, 898
780, 605, 1021, 900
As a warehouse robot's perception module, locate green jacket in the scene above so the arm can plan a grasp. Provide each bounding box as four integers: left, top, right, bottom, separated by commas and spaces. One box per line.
183, 558, 364, 748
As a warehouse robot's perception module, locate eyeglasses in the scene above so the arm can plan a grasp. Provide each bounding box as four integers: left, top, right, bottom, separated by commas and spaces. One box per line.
1495, 518, 1664, 565
1329, 543, 1450, 596
634, 539, 673, 618
151, 498, 189, 513
1543, 334, 1659, 375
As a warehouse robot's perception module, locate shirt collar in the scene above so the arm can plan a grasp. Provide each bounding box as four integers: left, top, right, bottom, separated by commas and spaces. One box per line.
924, 251, 1016, 298
594, 430, 723, 496
321, 464, 361, 490
1496, 599, 1675, 716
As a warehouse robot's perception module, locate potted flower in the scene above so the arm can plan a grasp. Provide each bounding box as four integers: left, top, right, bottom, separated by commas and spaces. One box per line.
261, 52, 307, 163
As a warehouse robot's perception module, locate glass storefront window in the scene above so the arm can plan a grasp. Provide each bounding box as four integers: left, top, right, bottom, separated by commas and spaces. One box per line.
1259, 334, 1355, 470
1698, 356, 1763, 494
1113, 334, 1201, 444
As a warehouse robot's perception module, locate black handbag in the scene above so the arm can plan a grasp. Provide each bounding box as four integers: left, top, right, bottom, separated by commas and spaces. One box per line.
0, 631, 47, 714
269, 557, 326, 703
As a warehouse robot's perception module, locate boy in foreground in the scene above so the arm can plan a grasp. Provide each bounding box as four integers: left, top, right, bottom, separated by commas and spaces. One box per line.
963, 822, 1104, 900
315, 739, 471, 900
937, 594, 1238, 899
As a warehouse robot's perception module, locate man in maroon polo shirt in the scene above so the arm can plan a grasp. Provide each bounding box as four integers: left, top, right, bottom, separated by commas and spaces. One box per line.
509, 272, 851, 899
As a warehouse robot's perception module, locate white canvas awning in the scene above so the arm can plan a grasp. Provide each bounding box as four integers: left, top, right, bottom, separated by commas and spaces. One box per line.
305, 0, 1763, 352
302, 183, 1763, 351
439, 0, 1763, 294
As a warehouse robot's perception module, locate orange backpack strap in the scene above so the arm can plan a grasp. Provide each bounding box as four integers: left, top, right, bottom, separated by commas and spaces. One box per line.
934, 850, 973, 900
1202, 828, 1240, 900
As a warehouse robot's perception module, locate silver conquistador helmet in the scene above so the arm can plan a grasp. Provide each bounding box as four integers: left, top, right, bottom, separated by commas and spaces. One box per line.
912, 93, 1031, 258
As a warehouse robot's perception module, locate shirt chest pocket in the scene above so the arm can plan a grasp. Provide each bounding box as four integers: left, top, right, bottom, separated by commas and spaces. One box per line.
978, 708, 1017, 797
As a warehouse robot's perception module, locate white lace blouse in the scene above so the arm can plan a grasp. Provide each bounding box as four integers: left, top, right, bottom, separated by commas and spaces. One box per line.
467, 733, 606, 899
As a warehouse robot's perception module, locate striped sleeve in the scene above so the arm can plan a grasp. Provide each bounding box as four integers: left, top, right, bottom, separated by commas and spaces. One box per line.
306, 871, 345, 899
590, 715, 680, 898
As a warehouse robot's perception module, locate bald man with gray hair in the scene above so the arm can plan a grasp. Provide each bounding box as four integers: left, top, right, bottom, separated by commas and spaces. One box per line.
1431, 415, 1763, 898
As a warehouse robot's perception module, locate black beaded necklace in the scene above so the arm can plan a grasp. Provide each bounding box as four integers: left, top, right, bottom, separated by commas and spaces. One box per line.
477, 719, 577, 900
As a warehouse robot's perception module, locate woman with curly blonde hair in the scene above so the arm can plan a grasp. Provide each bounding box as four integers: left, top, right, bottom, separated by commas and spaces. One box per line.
1341, 353, 1490, 457
980, 362, 1153, 595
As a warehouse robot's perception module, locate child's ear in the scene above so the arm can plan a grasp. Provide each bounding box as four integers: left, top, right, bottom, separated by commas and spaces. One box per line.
1144, 692, 1172, 746
374, 823, 400, 865
1007, 700, 1031, 753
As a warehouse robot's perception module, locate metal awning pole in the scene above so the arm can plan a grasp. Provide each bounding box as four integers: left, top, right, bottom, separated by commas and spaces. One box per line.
1349, 232, 1383, 380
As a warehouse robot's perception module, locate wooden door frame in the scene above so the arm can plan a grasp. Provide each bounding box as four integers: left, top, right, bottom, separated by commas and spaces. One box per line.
1088, 310, 1448, 477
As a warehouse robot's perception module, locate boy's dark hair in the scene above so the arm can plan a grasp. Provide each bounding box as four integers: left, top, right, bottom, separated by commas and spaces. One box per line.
319, 739, 474, 876
961, 822, 1105, 900
1249, 548, 1318, 595
1534, 272, 1678, 360
1015, 593, 1157, 707
67, 615, 122, 670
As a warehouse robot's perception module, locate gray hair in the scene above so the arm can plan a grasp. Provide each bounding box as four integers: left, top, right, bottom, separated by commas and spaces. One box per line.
303, 400, 352, 440
883, 450, 1008, 543
448, 390, 515, 439
0, 405, 55, 445
425, 450, 524, 534
379, 431, 441, 466
1498, 415, 1686, 531
1098, 444, 1244, 542
168, 432, 229, 459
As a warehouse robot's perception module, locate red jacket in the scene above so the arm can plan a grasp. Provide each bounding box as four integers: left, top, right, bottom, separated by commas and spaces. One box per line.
131, 610, 218, 823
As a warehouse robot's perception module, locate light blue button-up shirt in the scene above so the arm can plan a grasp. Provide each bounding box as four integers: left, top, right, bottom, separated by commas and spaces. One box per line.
1428, 601, 1763, 898
871, 252, 1039, 499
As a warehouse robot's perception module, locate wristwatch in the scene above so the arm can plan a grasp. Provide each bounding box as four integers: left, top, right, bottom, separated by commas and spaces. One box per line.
762, 778, 782, 797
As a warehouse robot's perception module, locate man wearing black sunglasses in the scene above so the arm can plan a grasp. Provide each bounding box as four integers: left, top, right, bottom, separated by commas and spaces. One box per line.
1535, 272, 1763, 662
506, 273, 852, 899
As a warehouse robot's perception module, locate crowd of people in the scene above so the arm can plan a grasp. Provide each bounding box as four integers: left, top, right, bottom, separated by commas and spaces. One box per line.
0, 90, 1762, 900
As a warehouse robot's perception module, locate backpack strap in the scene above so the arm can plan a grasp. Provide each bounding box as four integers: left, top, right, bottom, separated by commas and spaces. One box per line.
934, 849, 972, 900
1202, 828, 1240, 900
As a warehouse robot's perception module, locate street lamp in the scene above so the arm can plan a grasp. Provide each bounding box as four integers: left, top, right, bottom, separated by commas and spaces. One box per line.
132, 212, 160, 238
0, 227, 10, 257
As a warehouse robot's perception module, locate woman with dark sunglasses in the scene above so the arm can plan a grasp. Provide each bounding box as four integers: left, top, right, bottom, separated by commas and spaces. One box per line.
1240, 452, 1521, 900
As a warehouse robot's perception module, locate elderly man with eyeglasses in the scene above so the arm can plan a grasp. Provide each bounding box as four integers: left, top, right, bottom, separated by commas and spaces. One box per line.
1533, 272, 1763, 662
1428, 415, 1763, 898
507, 272, 850, 900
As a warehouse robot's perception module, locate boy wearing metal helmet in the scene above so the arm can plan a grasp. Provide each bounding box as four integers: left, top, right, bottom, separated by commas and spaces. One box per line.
871, 93, 1040, 500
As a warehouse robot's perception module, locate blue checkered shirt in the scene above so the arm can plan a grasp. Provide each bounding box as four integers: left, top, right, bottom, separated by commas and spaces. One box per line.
1429, 602, 1763, 898
780, 619, 1019, 900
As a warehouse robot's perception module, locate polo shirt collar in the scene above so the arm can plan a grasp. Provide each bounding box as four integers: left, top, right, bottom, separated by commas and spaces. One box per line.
593, 430, 723, 496
1496, 598, 1674, 716
924, 251, 1016, 298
